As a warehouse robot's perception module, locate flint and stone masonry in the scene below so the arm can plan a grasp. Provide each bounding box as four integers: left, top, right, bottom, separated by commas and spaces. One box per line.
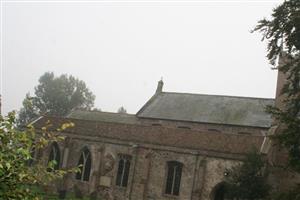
34, 80, 274, 200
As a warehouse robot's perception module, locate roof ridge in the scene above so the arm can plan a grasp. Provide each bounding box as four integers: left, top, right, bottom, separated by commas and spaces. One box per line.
71, 109, 136, 116
42, 115, 140, 126
162, 91, 275, 101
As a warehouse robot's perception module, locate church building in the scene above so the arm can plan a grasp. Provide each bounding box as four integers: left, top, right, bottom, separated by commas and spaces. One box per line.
33, 79, 276, 200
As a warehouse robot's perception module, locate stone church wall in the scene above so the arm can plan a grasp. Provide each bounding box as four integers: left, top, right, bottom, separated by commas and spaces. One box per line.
40, 132, 243, 200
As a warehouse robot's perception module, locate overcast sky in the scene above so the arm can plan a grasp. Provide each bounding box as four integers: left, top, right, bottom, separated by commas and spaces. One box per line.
1, 0, 282, 115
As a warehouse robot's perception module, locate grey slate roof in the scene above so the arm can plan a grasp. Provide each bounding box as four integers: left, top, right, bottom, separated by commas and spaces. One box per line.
137, 92, 275, 128
67, 110, 140, 124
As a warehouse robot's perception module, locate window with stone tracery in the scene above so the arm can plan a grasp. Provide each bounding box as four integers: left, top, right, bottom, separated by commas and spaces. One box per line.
165, 161, 183, 196
76, 147, 92, 181
47, 142, 60, 171
116, 154, 131, 187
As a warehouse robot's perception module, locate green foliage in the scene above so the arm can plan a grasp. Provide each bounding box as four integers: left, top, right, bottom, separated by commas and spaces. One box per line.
18, 72, 95, 125
0, 112, 76, 200
253, 0, 300, 65
224, 151, 271, 200
253, 0, 300, 172
18, 93, 40, 126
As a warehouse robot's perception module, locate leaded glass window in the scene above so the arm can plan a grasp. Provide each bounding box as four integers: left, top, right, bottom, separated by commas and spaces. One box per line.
116, 155, 131, 187
165, 161, 183, 196
76, 147, 92, 181
48, 142, 60, 171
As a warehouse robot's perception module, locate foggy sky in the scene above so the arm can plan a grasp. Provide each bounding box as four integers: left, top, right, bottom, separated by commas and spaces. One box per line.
2, 0, 282, 115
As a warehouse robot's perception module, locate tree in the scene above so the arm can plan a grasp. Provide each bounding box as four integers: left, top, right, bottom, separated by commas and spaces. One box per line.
253, 0, 300, 172
18, 72, 95, 125
224, 151, 271, 200
0, 112, 76, 199
18, 93, 39, 126
117, 106, 127, 114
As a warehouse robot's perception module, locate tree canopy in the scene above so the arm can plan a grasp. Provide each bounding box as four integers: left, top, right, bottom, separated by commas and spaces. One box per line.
253, 0, 300, 172
18, 72, 95, 125
224, 151, 271, 200
117, 106, 127, 114
0, 112, 76, 199
252, 1, 300, 199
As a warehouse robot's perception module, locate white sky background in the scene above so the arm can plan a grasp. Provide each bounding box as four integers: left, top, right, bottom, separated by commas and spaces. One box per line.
1, 0, 282, 115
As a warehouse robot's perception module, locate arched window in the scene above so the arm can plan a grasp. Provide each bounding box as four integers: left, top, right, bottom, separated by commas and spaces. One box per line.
165, 161, 183, 196
76, 147, 92, 181
48, 142, 60, 171
116, 155, 131, 187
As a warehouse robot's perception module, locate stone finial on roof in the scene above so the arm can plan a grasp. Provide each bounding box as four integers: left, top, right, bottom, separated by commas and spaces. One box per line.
155, 78, 164, 94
